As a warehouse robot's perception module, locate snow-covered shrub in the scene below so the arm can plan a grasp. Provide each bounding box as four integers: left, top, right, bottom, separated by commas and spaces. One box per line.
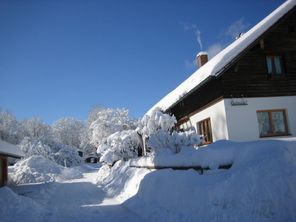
138, 108, 176, 137
9, 155, 62, 184
19, 137, 53, 159
89, 107, 137, 148
98, 130, 141, 165
138, 108, 200, 154
52, 145, 82, 167
148, 129, 201, 154
19, 138, 82, 167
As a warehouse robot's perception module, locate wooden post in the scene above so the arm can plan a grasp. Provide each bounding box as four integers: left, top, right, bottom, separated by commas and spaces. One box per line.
0, 155, 8, 187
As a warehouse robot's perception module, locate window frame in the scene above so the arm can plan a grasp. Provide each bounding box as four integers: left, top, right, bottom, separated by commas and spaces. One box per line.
197, 118, 213, 144
256, 109, 289, 138
265, 55, 285, 77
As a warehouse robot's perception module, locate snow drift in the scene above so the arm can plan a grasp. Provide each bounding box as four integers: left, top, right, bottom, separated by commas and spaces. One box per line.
9, 155, 83, 184
97, 139, 296, 222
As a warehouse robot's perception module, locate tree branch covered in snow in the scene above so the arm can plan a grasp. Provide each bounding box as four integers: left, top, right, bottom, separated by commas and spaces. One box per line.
89, 107, 137, 148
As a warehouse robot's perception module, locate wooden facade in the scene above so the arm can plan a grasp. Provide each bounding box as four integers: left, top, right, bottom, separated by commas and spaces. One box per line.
168, 6, 296, 122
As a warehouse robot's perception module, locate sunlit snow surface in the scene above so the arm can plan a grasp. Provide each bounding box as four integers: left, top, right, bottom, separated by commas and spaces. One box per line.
1, 139, 296, 222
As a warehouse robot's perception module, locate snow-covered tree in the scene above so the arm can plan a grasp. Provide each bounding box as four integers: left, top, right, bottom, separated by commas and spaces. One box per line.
98, 130, 141, 165
21, 117, 53, 144
19, 137, 53, 159
89, 107, 137, 149
0, 110, 24, 144
52, 145, 82, 167
52, 117, 85, 149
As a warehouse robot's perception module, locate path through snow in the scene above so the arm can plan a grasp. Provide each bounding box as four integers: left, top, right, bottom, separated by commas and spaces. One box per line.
11, 166, 145, 222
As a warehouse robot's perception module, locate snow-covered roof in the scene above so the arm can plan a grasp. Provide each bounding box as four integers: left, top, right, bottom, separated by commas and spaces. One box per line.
0, 140, 24, 158
147, 0, 296, 115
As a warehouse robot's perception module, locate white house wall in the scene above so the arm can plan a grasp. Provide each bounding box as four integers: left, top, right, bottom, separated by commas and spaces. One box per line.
224, 96, 296, 141
189, 99, 229, 142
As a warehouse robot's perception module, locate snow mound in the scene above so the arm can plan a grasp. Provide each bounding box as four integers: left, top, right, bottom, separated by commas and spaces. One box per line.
97, 161, 150, 202
99, 140, 296, 222
9, 155, 62, 184
0, 187, 47, 222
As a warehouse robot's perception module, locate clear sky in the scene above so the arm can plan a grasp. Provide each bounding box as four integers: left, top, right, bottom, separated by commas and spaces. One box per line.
0, 0, 285, 123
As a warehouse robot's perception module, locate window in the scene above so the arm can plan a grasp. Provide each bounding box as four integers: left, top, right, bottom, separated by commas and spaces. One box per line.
266, 55, 284, 76
257, 109, 289, 137
197, 118, 213, 144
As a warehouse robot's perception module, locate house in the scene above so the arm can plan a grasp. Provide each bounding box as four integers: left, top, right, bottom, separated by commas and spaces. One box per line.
0, 140, 24, 186
148, 0, 296, 144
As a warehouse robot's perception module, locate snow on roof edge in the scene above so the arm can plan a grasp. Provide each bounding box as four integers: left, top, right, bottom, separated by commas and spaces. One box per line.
0, 140, 24, 158
146, 0, 296, 116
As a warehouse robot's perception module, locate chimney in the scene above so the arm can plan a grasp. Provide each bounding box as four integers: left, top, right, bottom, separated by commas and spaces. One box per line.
196, 51, 208, 68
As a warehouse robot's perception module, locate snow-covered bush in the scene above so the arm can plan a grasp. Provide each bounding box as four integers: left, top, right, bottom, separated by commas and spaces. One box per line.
89, 107, 137, 148
52, 145, 82, 167
138, 108, 200, 154
9, 155, 62, 184
19, 137, 53, 159
98, 130, 141, 165
148, 129, 201, 154
138, 108, 176, 137
19, 137, 82, 167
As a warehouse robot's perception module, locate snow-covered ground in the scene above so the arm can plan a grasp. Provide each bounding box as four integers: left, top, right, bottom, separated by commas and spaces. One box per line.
98, 139, 296, 222
1, 139, 296, 222
1, 164, 146, 222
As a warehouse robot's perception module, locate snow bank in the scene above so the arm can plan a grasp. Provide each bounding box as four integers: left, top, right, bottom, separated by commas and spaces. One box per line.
9, 155, 84, 184
9, 155, 62, 184
97, 161, 150, 203
0, 187, 47, 222
98, 140, 296, 222
129, 140, 233, 169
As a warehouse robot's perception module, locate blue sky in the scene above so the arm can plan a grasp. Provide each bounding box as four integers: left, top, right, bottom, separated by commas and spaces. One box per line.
0, 0, 285, 123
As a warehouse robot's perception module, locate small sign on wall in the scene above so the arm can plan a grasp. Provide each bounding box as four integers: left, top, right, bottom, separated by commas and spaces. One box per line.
230, 98, 248, 106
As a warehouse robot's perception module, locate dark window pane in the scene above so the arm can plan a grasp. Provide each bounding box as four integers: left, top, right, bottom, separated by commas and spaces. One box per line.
274, 56, 283, 74
266, 57, 273, 74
